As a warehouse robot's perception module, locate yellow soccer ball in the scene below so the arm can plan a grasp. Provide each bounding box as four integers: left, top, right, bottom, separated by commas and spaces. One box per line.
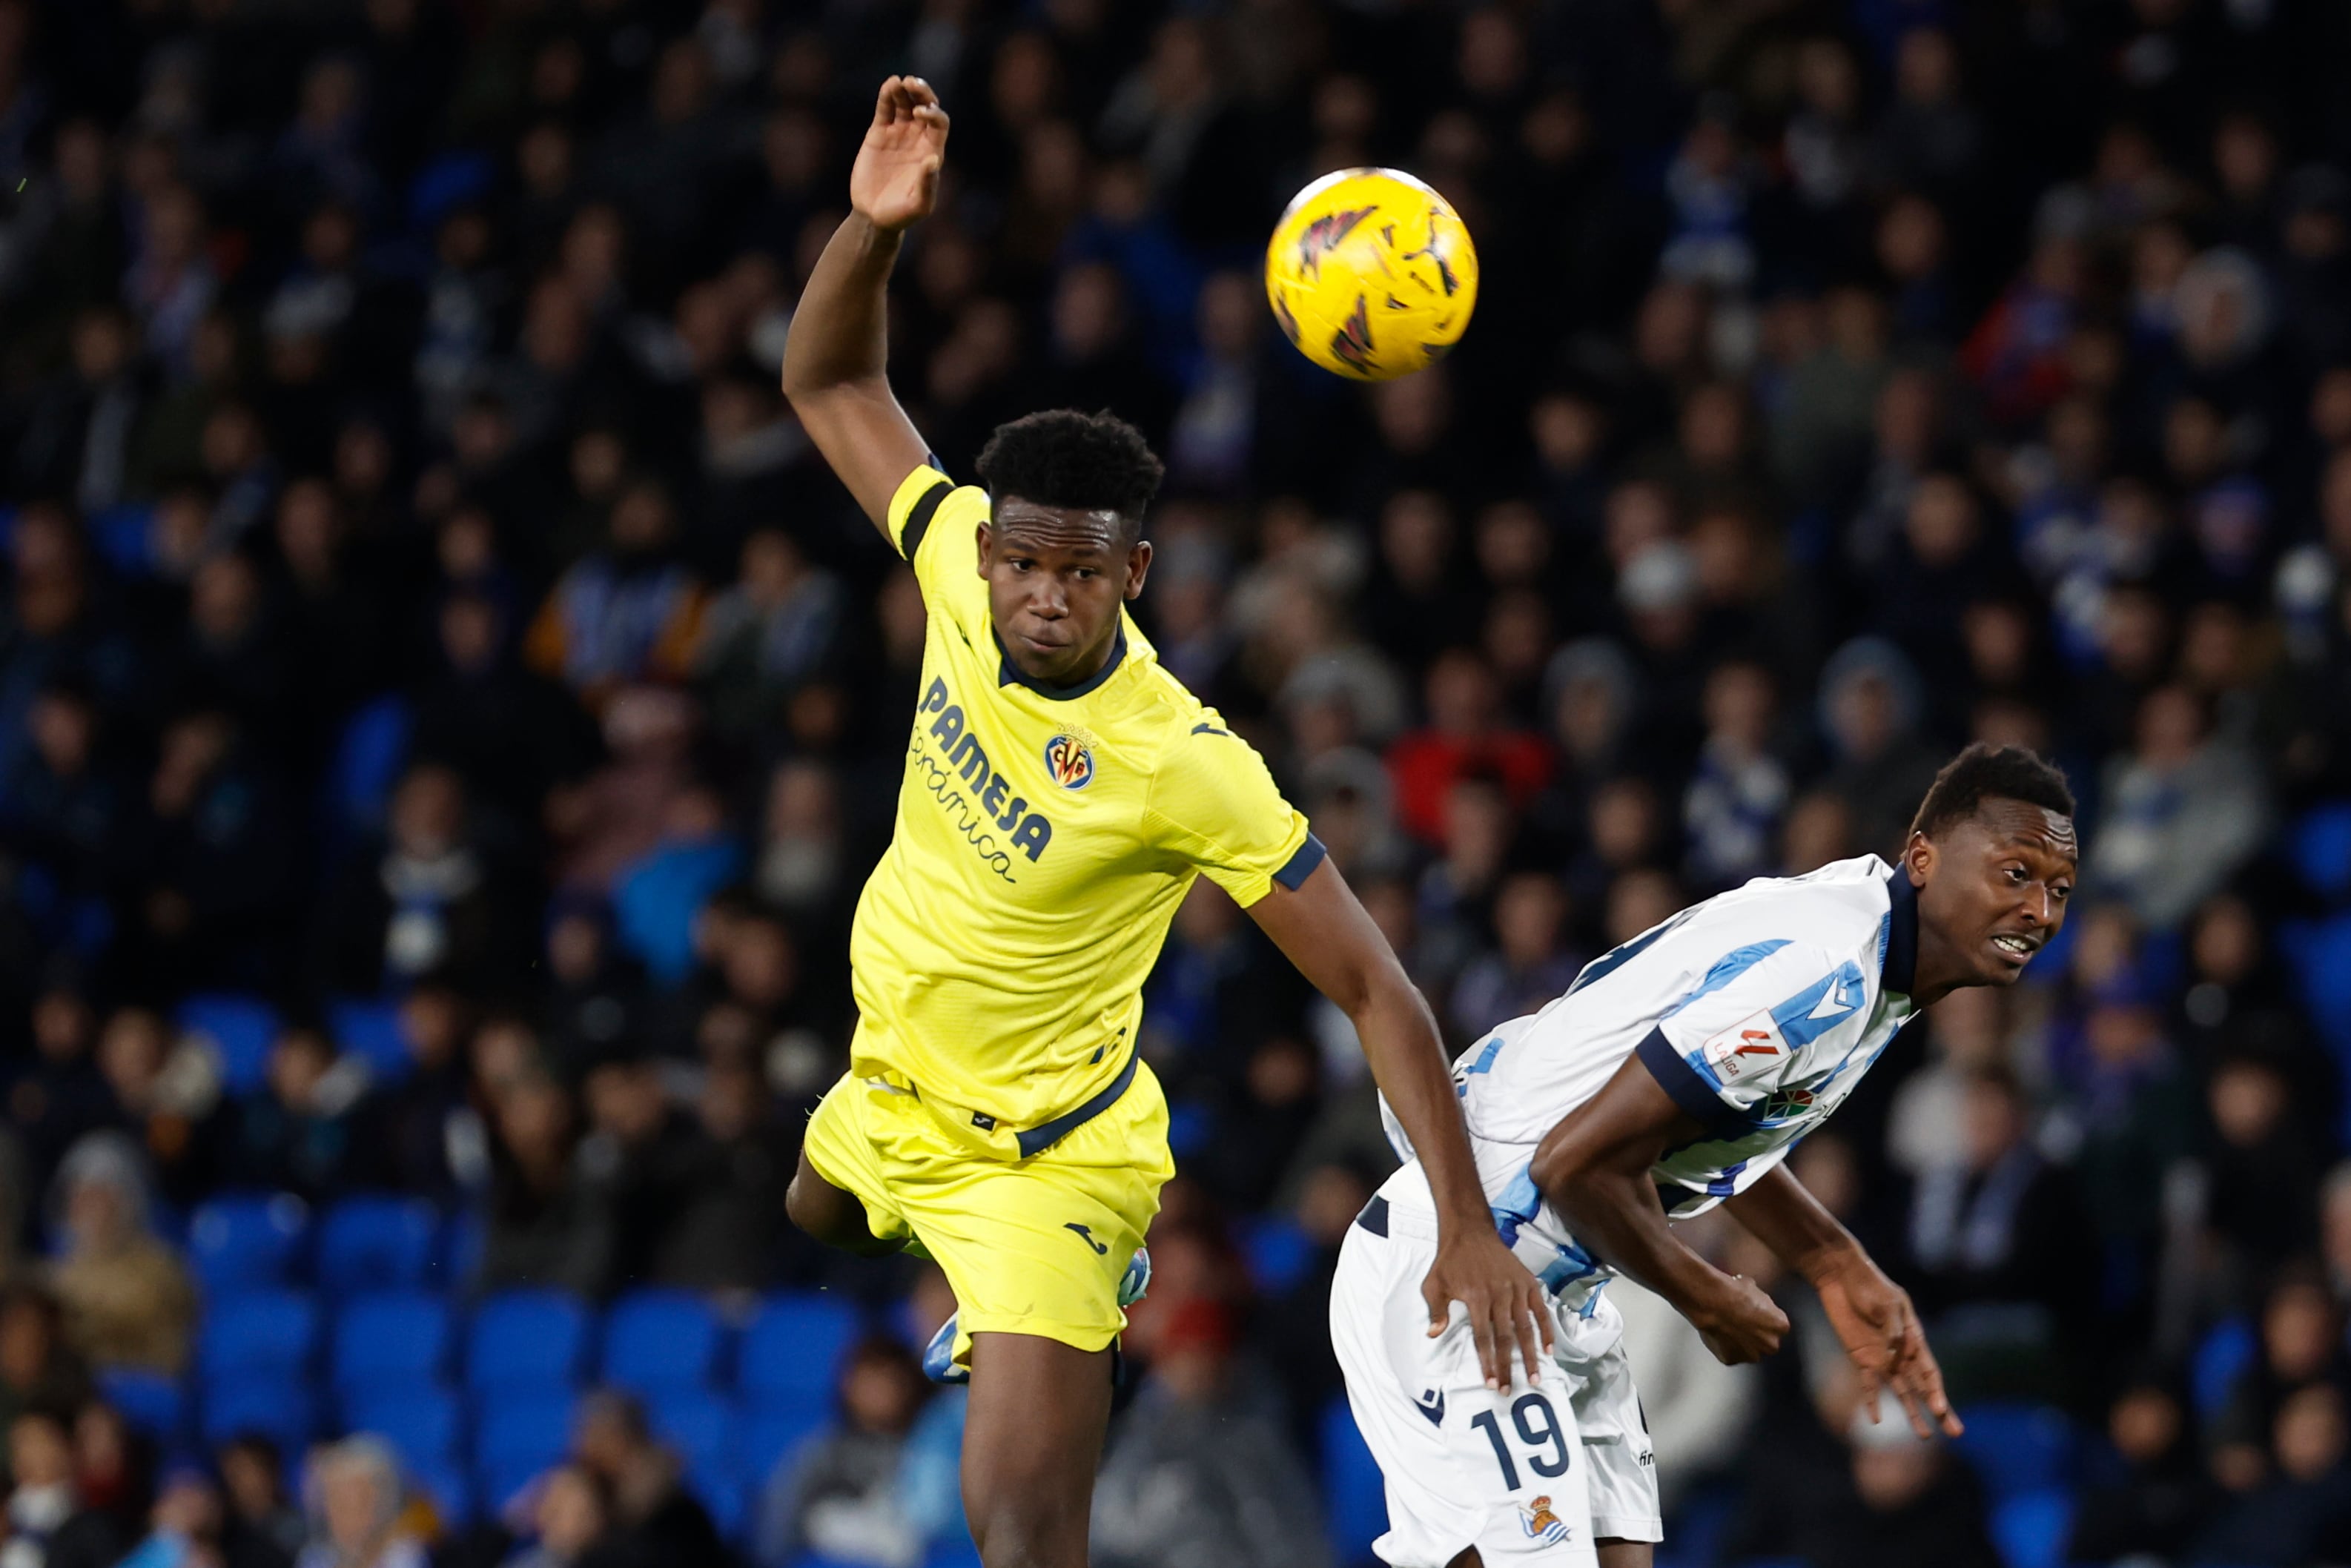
1264, 167, 1479, 382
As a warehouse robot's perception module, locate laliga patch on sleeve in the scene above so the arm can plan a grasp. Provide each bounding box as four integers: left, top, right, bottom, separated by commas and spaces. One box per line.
1701, 1011, 1787, 1082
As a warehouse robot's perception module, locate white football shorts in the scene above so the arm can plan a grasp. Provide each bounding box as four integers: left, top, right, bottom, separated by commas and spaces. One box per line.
1329, 1168, 1663, 1567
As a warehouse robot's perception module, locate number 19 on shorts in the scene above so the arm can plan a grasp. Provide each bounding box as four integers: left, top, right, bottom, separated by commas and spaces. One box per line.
1469, 1392, 1571, 1489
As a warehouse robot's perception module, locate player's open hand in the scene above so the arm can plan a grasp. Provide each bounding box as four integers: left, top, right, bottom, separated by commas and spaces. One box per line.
1816, 1255, 1962, 1438
1692, 1273, 1790, 1366
1424, 1230, 1555, 1390
853, 76, 949, 233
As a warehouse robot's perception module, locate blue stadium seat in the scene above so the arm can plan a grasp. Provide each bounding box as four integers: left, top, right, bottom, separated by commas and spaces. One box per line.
88, 504, 156, 577
99, 1369, 185, 1441
648, 1389, 736, 1480
1991, 1488, 2076, 1568
1237, 1216, 1314, 1295
202, 1380, 318, 1450
922, 1544, 983, 1568
174, 995, 280, 1097
2193, 1316, 2258, 1420
474, 1389, 578, 1509
440, 1208, 485, 1287
1318, 1397, 1388, 1568
317, 1196, 440, 1295
328, 998, 411, 1084
343, 1386, 462, 1466
333, 1291, 453, 1395
199, 1289, 320, 1383
1952, 1404, 2074, 1500
466, 1291, 591, 1395
2292, 803, 2351, 903
739, 1294, 859, 1412
741, 1405, 825, 1486
188, 1193, 311, 1294
602, 1289, 724, 1394
326, 695, 411, 841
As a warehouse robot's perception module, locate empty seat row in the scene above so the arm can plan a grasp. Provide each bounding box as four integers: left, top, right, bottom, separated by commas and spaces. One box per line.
185, 1191, 454, 1296
197, 1286, 862, 1403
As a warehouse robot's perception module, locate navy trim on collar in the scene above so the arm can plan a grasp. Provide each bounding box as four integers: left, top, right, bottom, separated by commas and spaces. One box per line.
996, 623, 1127, 701
1882, 869, 1920, 997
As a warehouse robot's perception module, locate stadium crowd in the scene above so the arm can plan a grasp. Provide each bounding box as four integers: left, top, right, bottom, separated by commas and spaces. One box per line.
0, 0, 2348, 1565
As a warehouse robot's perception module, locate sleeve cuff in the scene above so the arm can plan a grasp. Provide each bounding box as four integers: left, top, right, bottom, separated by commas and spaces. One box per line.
1633, 1028, 1754, 1140
1271, 832, 1328, 892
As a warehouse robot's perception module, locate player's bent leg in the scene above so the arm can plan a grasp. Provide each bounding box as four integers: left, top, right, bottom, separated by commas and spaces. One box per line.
785, 1147, 902, 1257
961, 1331, 1114, 1568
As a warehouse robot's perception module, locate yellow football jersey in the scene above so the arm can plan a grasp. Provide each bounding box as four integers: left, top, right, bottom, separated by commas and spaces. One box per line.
848, 463, 1320, 1131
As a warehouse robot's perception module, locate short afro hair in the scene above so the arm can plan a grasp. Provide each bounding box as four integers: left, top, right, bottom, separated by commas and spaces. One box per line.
1909, 743, 2077, 841
976, 408, 1164, 534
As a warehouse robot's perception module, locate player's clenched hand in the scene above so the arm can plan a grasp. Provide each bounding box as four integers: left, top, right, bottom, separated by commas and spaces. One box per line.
853, 76, 950, 233
1691, 1273, 1789, 1365
1424, 1231, 1555, 1390
1816, 1257, 1961, 1438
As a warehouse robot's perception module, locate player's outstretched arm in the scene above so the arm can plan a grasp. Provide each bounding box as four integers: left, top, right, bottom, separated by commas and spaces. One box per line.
1725, 1165, 1961, 1438
779, 76, 947, 535
1529, 1057, 1790, 1366
1249, 859, 1553, 1391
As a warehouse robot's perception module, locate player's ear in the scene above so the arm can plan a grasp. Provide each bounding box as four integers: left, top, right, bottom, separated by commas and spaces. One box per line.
1123, 537, 1152, 601
974, 521, 993, 577
1902, 829, 1934, 887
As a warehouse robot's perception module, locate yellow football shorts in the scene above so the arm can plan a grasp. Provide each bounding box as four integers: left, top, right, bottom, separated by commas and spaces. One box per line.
801, 1057, 1174, 1369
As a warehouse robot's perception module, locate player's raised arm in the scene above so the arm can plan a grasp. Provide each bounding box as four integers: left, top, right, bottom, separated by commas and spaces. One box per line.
1248, 858, 1554, 1392
779, 76, 948, 535
1528, 1056, 1790, 1366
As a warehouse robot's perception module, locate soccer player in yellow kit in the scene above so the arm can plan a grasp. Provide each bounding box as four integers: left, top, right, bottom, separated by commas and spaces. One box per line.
781, 76, 1548, 1568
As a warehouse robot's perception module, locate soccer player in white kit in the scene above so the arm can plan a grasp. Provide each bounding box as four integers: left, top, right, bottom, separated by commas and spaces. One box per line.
1332, 744, 2080, 1568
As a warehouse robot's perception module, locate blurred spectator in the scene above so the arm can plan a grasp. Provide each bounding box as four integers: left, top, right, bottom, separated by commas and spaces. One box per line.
2211, 1268, 2351, 1493
294, 1437, 424, 1568
477, 1076, 612, 1299
2067, 1373, 2216, 1564
41, 1135, 194, 1376
500, 1463, 626, 1568
1448, 873, 1580, 1040
756, 1337, 931, 1568
0, 1291, 87, 1455
116, 1463, 226, 1568
1092, 1299, 1329, 1568
691, 529, 845, 756
1682, 658, 1791, 891
1903, 1067, 2097, 1400
569, 1392, 727, 1568
525, 480, 707, 707
216, 1025, 369, 1203
216, 1435, 300, 1568
317, 764, 522, 996
1, 1403, 128, 1568
2195, 1382, 2351, 1567
2088, 685, 2270, 930
1728, 1396, 2002, 1568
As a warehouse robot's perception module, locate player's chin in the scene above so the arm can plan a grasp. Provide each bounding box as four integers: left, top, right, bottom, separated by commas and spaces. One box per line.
1977, 943, 2035, 985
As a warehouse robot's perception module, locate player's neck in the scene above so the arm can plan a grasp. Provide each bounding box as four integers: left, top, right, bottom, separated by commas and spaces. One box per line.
1906, 927, 1969, 1008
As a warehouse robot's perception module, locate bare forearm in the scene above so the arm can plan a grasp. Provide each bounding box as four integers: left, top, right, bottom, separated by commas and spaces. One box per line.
1723, 1164, 1862, 1283
781, 214, 901, 398
1356, 982, 1492, 1233
1544, 1161, 1737, 1320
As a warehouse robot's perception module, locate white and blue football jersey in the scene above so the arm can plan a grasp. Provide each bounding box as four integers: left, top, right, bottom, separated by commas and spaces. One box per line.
1382, 855, 1922, 1306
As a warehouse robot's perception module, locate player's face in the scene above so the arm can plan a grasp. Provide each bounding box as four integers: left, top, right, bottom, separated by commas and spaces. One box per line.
978, 497, 1151, 685
1910, 798, 2078, 990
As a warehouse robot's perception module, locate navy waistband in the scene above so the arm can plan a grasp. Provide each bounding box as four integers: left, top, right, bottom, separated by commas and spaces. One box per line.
1355, 1194, 1390, 1237
1016, 1051, 1140, 1159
